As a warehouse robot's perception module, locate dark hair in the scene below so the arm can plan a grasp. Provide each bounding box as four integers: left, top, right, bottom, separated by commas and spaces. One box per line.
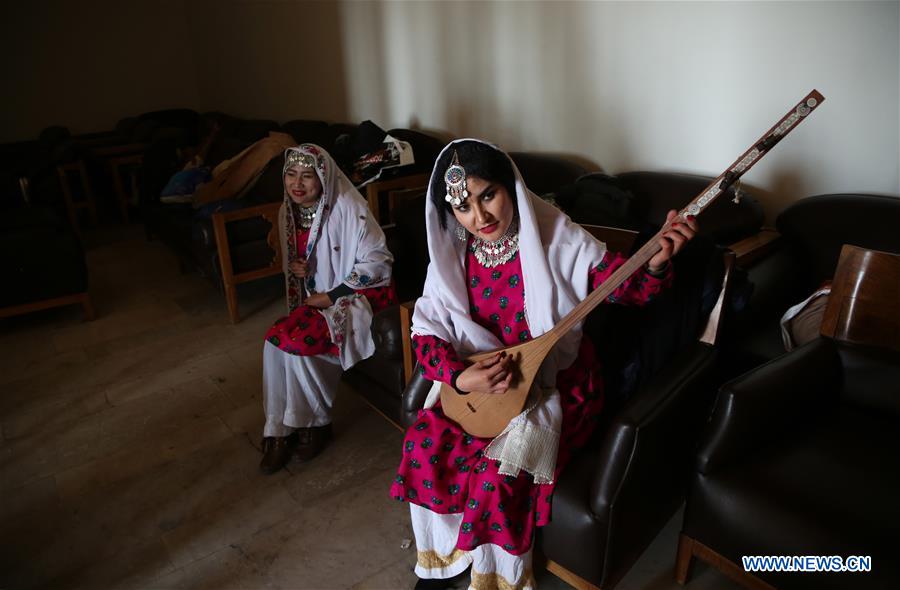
430, 141, 517, 229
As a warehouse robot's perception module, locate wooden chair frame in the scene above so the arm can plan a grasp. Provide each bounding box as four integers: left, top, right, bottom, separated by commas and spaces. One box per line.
90, 143, 149, 158
0, 291, 94, 322
89, 141, 160, 224
820, 244, 900, 351
209, 173, 428, 323
107, 153, 143, 224
211, 202, 283, 323
675, 534, 775, 590
56, 159, 98, 234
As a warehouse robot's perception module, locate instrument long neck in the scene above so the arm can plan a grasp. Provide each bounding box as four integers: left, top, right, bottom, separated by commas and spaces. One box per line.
528, 89, 826, 353
547, 230, 665, 343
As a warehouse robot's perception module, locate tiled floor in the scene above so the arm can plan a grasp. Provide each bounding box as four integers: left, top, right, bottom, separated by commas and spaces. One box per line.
0, 227, 741, 589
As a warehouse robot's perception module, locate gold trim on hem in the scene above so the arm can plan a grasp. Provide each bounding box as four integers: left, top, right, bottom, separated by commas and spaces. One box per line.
417, 548, 469, 570
470, 567, 535, 590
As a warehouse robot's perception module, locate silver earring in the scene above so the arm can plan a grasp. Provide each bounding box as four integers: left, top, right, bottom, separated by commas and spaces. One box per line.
455, 223, 468, 241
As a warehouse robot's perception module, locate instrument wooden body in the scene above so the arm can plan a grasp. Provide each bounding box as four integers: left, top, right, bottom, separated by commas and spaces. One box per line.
440, 90, 825, 438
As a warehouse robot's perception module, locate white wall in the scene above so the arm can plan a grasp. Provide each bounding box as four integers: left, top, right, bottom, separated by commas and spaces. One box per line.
183, 0, 350, 124
0, 0, 201, 141
339, 0, 900, 220
4, 0, 897, 221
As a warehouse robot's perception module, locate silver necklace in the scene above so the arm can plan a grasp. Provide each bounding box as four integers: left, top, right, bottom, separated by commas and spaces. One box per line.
296, 200, 319, 230
470, 219, 519, 268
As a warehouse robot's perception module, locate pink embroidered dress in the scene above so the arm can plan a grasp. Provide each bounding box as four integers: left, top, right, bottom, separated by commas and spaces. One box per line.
265, 227, 397, 356
389, 245, 672, 555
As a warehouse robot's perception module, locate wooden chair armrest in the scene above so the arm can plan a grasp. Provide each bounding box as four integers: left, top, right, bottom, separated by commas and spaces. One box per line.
213, 201, 282, 225
106, 154, 144, 223
365, 172, 430, 225
581, 224, 639, 254
211, 201, 283, 323
727, 229, 781, 266
107, 153, 144, 167
91, 143, 149, 157
55, 159, 98, 232
74, 134, 126, 149
400, 299, 417, 385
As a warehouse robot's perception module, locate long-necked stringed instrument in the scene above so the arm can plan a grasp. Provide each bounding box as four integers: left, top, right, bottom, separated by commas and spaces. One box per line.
441, 90, 825, 438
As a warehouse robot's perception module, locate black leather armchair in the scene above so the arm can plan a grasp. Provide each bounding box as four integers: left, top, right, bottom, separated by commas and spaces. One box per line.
721, 193, 900, 378
0, 206, 93, 320
677, 244, 900, 590
556, 171, 765, 250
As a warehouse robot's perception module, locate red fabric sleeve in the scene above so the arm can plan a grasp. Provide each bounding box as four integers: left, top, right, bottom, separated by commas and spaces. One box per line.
590, 251, 673, 306
412, 334, 467, 386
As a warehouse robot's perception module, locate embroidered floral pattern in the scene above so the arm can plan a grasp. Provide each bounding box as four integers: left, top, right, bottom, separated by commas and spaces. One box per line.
266, 283, 396, 357
393, 249, 673, 556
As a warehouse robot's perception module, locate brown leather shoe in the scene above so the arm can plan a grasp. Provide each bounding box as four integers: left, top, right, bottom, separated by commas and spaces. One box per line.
259, 433, 297, 474
295, 424, 333, 461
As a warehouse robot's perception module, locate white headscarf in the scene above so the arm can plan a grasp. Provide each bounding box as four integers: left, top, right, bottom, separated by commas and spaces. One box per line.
412, 139, 607, 482
279, 144, 393, 369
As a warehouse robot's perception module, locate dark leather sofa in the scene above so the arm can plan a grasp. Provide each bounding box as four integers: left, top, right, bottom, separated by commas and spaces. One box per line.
0, 205, 92, 320
556, 171, 765, 246
721, 193, 900, 378
679, 337, 900, 590
677, 242, 900, 590
0, 125, 102, 235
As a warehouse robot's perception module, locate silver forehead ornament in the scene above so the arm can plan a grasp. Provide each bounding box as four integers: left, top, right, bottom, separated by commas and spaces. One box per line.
444, 151, 469, 207
286, 151, 317, 169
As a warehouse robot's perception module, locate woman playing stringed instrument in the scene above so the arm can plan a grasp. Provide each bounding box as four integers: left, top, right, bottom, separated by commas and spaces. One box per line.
390, 140, 697, 590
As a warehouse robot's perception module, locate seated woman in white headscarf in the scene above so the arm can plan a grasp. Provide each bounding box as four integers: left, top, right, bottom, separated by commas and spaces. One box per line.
389, 140, 697, 590
260, 144, 396, 474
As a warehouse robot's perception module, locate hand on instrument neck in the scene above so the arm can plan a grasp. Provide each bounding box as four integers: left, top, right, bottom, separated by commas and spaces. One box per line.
648, 210, 698, 271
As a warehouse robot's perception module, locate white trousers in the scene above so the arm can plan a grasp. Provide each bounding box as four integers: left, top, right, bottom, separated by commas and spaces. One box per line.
262, 341, 342, 437
410, 504, 535, 590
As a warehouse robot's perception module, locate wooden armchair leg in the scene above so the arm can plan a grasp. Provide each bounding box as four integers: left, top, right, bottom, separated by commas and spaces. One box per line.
675, 535, 776, 590
211, 202, 283, 324
109, 161, 130, 224
545, 560, 602, 590
80, 292, 96, 321
675, 534, 695, 585
76, 160, 99, 226
57, 165, 82, 235
224, 282, 240, 324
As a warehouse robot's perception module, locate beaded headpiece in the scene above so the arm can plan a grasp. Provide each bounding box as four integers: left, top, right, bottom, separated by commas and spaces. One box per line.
444, 151, 469, 207
286, 150, 318, 169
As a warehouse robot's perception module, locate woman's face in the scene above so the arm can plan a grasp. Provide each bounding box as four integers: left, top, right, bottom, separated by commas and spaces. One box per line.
451, 175, 515, 242
284, 165, 322, 206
